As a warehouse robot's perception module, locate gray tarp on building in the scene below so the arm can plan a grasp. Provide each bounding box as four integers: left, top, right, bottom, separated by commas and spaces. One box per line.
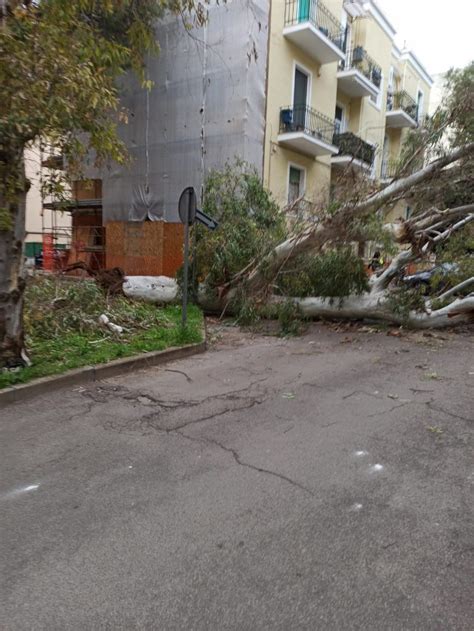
100, 0, 270, 223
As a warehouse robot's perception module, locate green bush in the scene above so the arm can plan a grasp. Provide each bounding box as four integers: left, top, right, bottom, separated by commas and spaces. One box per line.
385, 286, 426, 323
182, 160, 286, 298
276, 248, 369, 299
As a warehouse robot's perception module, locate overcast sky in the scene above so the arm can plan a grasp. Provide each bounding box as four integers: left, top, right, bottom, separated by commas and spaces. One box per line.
376, 0, 473, 75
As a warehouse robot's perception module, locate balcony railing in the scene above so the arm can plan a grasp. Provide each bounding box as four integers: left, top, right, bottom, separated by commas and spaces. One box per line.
380, 159, 399, 180
386, 90, 418, 120
280, 105, 336, 145
284, 0, 345, 52
339, 46, 382, 87
332, 132, 375, 165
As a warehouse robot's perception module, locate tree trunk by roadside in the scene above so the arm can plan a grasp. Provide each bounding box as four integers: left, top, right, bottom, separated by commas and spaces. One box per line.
0, 155, 27, 368
272, 294, 474, 329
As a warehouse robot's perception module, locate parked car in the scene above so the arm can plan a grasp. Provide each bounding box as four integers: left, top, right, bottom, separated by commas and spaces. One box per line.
401, 263, 459, 291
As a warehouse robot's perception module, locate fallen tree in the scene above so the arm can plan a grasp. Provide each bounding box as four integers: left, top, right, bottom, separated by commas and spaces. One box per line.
189, 64, 474, 329
62, 158, 473, 329
196, 194, 473, 329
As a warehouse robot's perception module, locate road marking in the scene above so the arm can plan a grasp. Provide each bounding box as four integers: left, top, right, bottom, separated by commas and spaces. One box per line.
2, 484, 40, 499
369, 464, 384, 473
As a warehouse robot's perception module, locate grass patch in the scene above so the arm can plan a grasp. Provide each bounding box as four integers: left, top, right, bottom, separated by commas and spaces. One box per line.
0, 276, 203, 389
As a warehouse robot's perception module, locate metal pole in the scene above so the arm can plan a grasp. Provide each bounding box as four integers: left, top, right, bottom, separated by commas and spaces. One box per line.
182, 217, 190, 327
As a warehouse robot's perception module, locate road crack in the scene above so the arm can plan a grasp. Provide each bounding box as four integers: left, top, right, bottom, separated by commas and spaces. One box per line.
170, 397, 267, 431
163, 368, 193, 382
175, 430, 314, 497
366, 400, 415, 418
426, 401, 472, 422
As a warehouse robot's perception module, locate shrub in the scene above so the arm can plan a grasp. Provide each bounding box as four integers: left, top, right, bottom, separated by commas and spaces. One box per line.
276, 248, 369, 299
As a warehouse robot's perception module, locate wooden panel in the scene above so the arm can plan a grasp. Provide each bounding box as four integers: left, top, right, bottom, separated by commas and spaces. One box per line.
162, 223, 184, 276
105, 221, 183, 277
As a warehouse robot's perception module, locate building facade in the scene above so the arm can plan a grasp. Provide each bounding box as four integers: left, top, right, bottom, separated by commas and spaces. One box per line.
263, 0, 433, 212
39, 0, 432, 275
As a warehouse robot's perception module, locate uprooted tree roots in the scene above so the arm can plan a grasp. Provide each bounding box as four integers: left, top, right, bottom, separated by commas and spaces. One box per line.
64, 262, 125, 295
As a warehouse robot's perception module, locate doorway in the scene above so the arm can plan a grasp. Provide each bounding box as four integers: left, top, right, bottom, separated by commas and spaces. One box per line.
293, 67, 309, 130
298, 0, 312, 22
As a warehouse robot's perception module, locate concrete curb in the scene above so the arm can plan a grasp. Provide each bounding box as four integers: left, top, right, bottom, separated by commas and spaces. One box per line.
0, 339, 206, 407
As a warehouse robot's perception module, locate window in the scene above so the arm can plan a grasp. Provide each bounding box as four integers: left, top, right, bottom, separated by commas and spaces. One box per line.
416, 89, 424, 122
388, 66, 395, 93
288, 166, 304, 204
341, 9, 350, 54
335, 104, 345, 134
370, 72, 384, 108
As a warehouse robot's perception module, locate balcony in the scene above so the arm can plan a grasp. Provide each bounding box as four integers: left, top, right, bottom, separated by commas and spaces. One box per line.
386, 90, 418, 128
331, 132, 375, 170
337, 47, 382, 99
278, 105, 339, 157
283, 0, 346, 65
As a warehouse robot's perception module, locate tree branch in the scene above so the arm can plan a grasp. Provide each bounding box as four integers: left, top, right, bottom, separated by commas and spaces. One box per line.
350, 142, 474, 217
421, 213, 473, 253
436, 277, 474, 303
373, 207, 473, 292
371, 249, 415, 292
412, 204, 474, 233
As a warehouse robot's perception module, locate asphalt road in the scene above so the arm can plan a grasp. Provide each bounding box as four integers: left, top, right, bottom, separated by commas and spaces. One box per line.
1, 322, 473, 630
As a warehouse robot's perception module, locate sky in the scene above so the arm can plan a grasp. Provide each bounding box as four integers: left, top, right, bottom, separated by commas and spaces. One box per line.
376, 0, 474, 75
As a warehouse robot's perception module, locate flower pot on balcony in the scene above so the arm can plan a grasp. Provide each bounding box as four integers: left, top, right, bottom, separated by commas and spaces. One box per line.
281, 109, 293, 125
352, 46, 365, 63
281, 108, 293, 132
372, 68, 381, 87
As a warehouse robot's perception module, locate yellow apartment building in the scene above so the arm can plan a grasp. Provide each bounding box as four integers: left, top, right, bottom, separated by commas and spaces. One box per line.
263, 0, 433, 214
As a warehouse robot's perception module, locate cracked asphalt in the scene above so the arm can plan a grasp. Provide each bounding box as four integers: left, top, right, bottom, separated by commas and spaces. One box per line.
1, 322, 473, 630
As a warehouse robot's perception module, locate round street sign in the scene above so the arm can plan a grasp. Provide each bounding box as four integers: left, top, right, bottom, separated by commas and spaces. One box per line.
178, 186, 197, 225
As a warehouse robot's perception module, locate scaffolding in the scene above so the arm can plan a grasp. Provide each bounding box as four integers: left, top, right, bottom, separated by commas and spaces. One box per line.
41, 199, 105, 272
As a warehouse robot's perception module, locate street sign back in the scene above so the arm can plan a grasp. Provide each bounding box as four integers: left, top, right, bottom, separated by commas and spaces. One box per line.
178, 186, 197, 225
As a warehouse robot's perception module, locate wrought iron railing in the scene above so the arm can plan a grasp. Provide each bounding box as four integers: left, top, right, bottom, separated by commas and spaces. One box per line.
380, 158, 399, 180
386, 90, 418, 121
332, 132, 375, 165
339, 46, 382, 88
280, 105, 336, 145
284, 0, 345, 52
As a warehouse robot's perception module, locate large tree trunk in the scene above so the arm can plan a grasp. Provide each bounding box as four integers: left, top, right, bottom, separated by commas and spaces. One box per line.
274, 294, 474, 329
0, 154, 27, 368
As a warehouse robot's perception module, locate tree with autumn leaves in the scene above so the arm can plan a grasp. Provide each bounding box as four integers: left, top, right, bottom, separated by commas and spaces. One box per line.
0, 0, 206, 367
